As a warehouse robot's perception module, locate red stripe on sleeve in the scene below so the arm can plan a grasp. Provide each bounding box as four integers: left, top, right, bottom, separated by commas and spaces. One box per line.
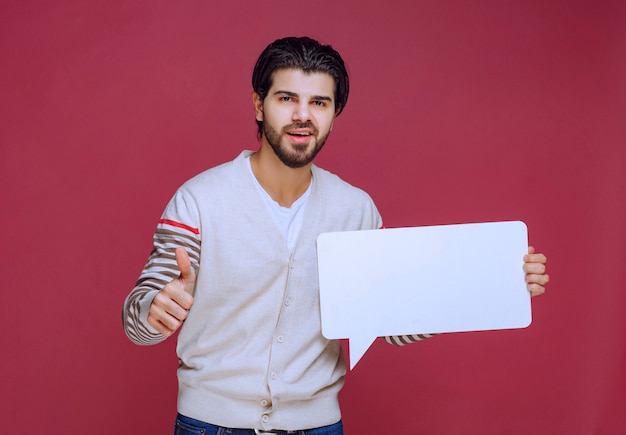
158, 219, 200, 234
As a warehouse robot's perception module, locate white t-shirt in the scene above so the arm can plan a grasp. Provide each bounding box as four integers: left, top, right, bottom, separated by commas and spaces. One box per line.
246, 156, 311, 251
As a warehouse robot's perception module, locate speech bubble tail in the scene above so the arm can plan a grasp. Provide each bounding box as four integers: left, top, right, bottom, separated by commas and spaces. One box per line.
348, 336, 376, 370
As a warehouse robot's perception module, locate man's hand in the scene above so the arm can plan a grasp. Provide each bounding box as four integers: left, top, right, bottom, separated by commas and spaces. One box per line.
523, 246, 549, 297
148, 247, 196, 337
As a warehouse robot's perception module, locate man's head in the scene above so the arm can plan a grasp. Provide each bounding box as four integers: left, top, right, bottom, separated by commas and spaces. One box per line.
252, 36, 350, 139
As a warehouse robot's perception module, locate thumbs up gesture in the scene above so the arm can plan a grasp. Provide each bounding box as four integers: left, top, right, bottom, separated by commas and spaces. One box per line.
147, 247, 196, 337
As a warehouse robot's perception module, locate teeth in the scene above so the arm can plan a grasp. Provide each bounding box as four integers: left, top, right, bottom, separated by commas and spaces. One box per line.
289, 131, 310, 136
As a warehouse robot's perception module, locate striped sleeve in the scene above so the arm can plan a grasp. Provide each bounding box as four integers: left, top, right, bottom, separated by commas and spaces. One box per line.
122, 191, 202, 345
384, 334, 437, 346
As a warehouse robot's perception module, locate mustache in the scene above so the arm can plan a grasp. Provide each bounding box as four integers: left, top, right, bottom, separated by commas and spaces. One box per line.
281, 122, 319, 135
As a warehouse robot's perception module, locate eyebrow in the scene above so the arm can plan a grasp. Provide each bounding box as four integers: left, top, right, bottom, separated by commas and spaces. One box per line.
274, 90, 333, 102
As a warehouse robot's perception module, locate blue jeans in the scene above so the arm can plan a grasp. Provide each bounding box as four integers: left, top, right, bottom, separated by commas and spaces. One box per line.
174, 414, 344, 435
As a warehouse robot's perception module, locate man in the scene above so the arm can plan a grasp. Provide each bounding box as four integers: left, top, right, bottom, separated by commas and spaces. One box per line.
122, 36, 549, 435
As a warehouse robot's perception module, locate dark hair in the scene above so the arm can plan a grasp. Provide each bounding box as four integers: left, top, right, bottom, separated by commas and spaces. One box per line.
252, 36, 350, 138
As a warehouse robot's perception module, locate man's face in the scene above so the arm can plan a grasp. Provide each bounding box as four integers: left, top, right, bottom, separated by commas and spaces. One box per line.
254, 68, 336, 168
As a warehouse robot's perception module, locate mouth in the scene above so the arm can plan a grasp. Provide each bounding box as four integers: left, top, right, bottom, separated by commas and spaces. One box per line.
286, 129, 313, 137
284, 126, 316, 145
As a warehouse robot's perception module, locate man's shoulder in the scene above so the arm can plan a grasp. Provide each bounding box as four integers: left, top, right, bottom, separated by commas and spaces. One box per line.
180, 151, 248, 192
312, 164, 372, 200
312, 165, 382, 229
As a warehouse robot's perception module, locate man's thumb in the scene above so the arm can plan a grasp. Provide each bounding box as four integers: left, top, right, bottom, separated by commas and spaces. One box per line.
175, 247, 195, 282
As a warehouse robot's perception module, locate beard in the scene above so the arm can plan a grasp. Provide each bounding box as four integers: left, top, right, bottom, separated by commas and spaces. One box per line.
263, 121, 330, 168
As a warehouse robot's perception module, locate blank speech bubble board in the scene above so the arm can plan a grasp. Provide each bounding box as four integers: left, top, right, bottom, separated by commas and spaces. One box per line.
317, 221, 531, 369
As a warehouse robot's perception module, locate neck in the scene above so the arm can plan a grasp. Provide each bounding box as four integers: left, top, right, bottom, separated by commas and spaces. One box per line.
250, 143, 312, 208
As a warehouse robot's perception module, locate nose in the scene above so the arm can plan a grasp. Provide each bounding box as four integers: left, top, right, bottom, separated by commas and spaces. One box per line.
292, 101, 311, 122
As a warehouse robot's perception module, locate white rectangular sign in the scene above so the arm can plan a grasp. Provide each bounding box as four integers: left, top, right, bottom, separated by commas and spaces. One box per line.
317, 221, 531, 369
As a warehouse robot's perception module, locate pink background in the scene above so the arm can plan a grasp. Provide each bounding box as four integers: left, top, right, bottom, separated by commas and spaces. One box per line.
1, 1, 624, 433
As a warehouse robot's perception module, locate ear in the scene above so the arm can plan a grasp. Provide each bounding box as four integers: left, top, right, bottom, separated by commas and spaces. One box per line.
252, 92, 264, 122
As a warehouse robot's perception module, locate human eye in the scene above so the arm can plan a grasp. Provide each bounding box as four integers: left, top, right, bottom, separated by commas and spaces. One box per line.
276, 93, 296, 103
311, 100, 327, 107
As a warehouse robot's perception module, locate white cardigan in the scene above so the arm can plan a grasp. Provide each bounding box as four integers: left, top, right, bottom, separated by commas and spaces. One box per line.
123, 151, 382, 430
